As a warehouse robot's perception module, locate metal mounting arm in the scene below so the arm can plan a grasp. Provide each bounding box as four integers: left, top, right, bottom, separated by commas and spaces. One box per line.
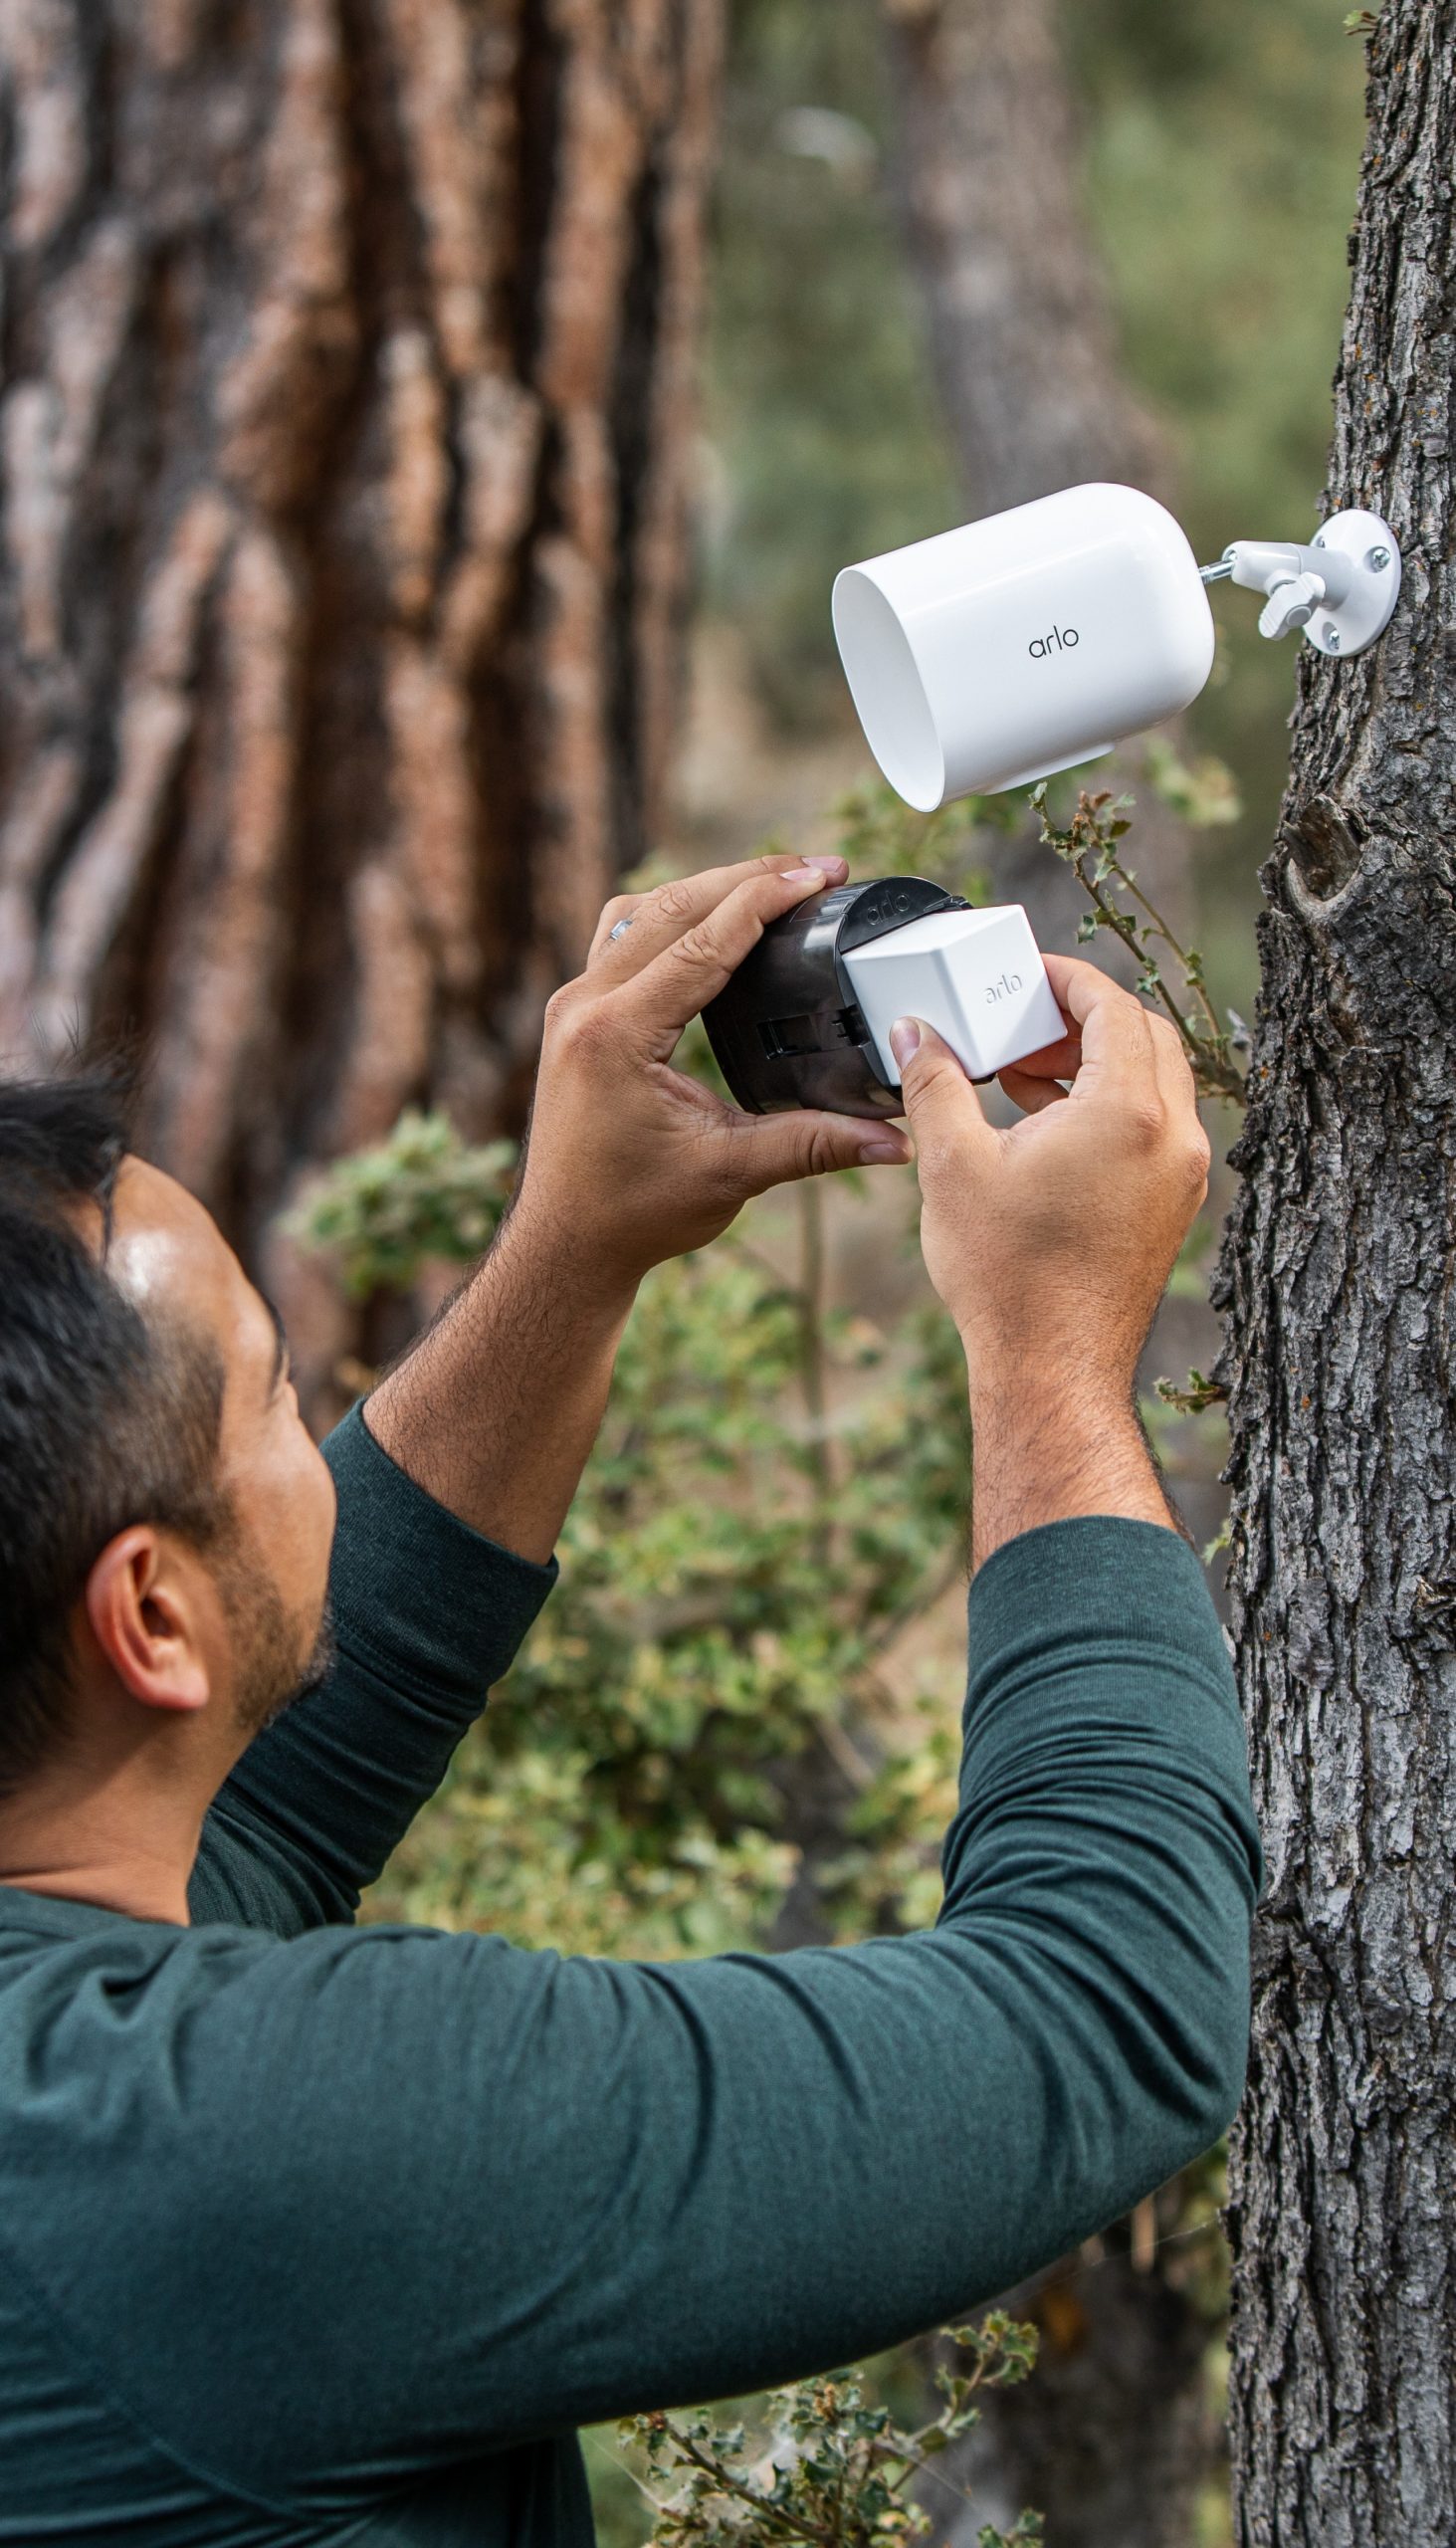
1198, 510, 1400, 657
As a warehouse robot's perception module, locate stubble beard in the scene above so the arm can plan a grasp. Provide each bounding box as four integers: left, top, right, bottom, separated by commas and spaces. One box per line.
214, 1532, 337, 1741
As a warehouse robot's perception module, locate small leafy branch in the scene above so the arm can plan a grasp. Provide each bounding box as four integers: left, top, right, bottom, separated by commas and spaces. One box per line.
623, 2316, 1042, 2548
1153, 1368, 1229, 1416
1032, 783, 1249, 1106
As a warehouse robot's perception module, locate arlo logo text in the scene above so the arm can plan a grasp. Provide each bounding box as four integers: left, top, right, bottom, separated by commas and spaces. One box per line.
984, 970, 1023, 1004
1028, 626, 1080, 658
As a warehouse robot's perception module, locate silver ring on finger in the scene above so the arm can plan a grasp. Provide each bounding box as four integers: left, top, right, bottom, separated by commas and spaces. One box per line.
608, 916, 636, 943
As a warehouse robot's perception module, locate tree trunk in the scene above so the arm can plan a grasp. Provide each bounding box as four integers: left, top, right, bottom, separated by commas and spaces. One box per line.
981, 2258, 1217, 2548
0, 0, 722, 1409
1215, 10, 1456, 2543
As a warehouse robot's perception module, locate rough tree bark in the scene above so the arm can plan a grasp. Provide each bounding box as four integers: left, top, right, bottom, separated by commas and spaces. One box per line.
879, 8, 1215, 2543
0, 0, 722, 1407
1215, 10, 1456, 2543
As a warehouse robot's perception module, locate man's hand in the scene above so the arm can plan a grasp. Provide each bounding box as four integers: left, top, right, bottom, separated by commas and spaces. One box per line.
366, 854, 912, 1563
509, 854, 912, 1303
891, 956, 1211, 1563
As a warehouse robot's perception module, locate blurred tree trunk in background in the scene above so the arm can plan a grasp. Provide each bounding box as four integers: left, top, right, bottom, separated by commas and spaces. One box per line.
937, 2230, 1220, 2548
1216, 9, 1456, 2542
878, 8, 1215, 2544
877, 0, 1189, 942
877, 0, 1163, 521
0, 0, 722, 1408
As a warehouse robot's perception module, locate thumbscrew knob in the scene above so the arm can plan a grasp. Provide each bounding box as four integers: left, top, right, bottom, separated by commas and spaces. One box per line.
1259, 572, 1323, 641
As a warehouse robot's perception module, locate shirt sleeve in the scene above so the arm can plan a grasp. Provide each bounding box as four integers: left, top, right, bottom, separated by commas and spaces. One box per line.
58, 1515, 1260, 2512
188, 1402, 558, 1934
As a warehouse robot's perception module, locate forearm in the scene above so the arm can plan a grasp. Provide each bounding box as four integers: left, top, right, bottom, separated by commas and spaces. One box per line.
222, 1525, 1256, 2466
967, 1359, 1176, 1570
896, 959, 1211, 1571
365, 1201, 635, 1565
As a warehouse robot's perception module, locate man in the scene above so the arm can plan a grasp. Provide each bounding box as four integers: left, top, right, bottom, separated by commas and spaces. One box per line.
0, 851, 1258, 2547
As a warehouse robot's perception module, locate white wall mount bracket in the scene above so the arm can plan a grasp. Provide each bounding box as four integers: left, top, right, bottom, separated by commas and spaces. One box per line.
1201, 510, 1401, 658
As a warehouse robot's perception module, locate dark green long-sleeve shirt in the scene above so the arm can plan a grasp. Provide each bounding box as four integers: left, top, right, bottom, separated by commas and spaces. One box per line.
0, 1406, 1260, 2547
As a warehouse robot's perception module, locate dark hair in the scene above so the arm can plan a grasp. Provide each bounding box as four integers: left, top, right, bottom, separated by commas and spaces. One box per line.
0, 1073, 228, 1797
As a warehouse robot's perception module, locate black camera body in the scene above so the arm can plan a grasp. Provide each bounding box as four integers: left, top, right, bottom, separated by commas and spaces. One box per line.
702, 876, 968, 1121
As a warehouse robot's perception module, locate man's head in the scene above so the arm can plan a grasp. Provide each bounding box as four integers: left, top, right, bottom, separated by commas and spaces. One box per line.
0, 1073, 336, 1813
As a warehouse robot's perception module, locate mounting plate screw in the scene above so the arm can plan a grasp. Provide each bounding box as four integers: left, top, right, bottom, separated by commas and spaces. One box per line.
1366, 544, 1391, 571
1324, 623, 1343, 649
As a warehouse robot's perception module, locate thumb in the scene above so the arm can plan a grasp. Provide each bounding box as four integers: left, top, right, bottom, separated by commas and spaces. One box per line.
727, 1107, 913, 1198
891, 1018, 993, 1155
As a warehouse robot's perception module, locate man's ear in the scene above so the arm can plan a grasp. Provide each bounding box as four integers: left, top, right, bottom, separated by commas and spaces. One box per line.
83, 1530, 213, 1715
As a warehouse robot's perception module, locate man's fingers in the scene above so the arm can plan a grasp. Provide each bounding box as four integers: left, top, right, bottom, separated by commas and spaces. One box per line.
891, 1019, 996, 1160
1041, 953, 1155, 1102
1002, 1021, 1082, 1082
588, 853, 847, 982
998, 1062, 1070, 1117
724, 1107, 914, 1198
610, 866, 843, 1048
1145, 1013, 1212, 1189
1144, 1010, 1194, 1107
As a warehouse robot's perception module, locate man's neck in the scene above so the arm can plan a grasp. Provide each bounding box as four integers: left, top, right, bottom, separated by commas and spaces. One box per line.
0, 1862, 191, 1926
0, 1784, 209, 1926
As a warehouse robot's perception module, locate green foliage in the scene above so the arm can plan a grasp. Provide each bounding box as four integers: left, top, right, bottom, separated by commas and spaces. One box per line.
623, 2319, 1042, 2548
831, 782, 1011, 892
1142, 736, 1242, 832
289, 1110, 516, 1298
354, 1213, 969, 1955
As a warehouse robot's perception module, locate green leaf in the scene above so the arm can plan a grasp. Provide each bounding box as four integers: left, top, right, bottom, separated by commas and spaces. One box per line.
1154, 1368, 1230, 1416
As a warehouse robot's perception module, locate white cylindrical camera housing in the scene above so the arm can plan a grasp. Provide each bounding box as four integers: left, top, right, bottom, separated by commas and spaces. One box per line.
832, 482, 1215, 810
